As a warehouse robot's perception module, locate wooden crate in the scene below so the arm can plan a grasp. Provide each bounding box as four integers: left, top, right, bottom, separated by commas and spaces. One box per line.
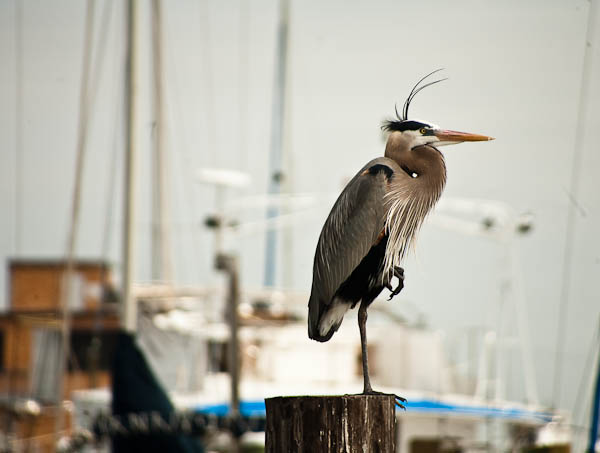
8, 259, 112, 312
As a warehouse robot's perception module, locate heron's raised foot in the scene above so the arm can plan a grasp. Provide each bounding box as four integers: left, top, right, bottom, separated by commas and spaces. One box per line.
361, 388, 407, 410
386, 266, 405, 301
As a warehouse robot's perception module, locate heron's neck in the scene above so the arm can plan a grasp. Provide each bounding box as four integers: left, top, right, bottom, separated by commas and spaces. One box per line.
381, 138, 446, 278
384, 131, 411, 159
384, 133, 447, 201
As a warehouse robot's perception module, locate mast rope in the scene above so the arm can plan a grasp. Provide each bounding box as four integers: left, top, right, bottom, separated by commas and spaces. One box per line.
56, 0, 96, 435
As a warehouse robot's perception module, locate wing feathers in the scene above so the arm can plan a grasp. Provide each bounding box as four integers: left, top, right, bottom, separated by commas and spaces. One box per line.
308, 158, 396, 340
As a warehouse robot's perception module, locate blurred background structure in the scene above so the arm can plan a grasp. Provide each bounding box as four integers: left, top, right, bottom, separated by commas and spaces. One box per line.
0, 0, 599, 451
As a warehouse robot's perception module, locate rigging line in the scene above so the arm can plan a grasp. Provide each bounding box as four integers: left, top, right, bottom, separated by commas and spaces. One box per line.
6, 0, 24, 438
81, 0, 114, 141
552, 0, 598, 410
509, 240, 539, 405
199, 0, 217, 166
56, 0, 96, 436
65, 0, 114, 372
151, 0, 173, 283
93, 1, 125, 377
162, 9, 207, 282
238, 0, 250, 171
100, 3, 124, 263
14, 0, 23, 254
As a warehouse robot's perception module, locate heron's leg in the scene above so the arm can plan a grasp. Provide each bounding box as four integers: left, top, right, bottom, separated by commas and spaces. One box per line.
358, 301, 372, 394
387, 266, 405, 301
359, 298, 407, 409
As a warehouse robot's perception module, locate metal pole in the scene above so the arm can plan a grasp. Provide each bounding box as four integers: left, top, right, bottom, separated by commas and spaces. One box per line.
215, 253, 241, 452
122, 0, 139, 333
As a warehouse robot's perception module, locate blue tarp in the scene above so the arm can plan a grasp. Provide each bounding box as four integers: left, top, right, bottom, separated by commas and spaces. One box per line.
195, 398, 554, 424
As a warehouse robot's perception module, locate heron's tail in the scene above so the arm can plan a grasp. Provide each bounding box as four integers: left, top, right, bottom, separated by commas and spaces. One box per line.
308, 293, 348, 342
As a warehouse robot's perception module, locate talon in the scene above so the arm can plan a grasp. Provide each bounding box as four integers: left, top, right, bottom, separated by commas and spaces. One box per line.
361, 390, 407, 410
388, 266, 405, 300
388, 282, 404, 300
391, 393, 407, 410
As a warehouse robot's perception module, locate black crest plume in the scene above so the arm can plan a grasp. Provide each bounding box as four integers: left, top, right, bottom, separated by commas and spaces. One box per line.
383, 69, 447, 131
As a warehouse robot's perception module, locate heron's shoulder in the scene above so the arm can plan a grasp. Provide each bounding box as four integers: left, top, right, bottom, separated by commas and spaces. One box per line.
359, 157, 400, 180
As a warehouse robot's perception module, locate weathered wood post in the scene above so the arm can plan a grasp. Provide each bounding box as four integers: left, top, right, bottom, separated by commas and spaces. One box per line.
265, 395, 396, 452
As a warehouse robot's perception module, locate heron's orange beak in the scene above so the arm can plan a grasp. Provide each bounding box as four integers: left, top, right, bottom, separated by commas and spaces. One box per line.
433, 129, 494, 142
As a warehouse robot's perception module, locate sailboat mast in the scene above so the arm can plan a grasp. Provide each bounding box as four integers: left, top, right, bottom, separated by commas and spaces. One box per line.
122, 0, 139, 332
263, 0, 290, 287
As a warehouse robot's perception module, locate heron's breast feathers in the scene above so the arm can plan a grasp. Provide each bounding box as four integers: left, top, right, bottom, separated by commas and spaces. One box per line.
381, 178, 443, 281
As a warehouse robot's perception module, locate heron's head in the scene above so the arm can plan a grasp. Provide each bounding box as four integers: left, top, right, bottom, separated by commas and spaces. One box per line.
382, 118, 493, 149
382, 69, 494, 153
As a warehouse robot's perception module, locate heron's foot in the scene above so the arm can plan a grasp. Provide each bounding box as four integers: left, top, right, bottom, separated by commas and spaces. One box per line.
387, 266, 405, 301
361, 388, 407, 409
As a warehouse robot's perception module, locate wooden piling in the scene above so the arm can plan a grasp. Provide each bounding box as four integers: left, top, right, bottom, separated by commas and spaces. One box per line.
265, 395, 396, 453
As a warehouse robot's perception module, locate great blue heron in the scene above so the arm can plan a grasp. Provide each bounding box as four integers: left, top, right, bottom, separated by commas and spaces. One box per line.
307, 70, 494, 405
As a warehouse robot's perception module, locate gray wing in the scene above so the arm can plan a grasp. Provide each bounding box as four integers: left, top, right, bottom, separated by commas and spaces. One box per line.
308, 158, 395, 339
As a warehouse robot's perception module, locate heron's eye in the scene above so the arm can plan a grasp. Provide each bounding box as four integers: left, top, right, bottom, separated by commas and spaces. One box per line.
420, 128, 427, 135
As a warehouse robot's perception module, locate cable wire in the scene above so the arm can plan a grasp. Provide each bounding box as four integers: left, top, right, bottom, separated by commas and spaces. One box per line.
238, 0, 250, 171
14, 0, 24, 254
100, 1, 123, 263
199, 0, 217, 166
151, 0, 174, 283
56, 0, 96, 436
162, 7, 207, 284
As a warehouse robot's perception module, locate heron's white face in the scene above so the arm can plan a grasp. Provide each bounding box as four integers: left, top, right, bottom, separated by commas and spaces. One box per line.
402, 119, 494, 148
394, 119, 451, 149
401, 119, 441, 148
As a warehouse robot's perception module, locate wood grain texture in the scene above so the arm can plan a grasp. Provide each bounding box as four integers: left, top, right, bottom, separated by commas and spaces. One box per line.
265, 395, 396, 453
